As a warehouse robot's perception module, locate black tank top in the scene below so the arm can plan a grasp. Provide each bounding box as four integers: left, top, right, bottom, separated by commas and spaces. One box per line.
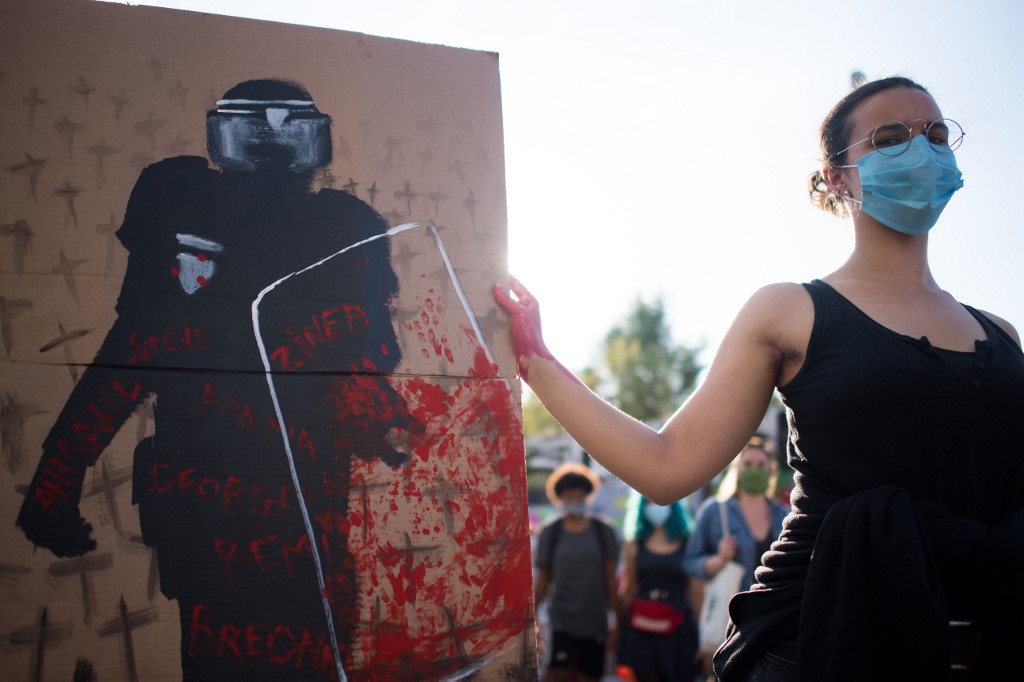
715, 279, 1024, 679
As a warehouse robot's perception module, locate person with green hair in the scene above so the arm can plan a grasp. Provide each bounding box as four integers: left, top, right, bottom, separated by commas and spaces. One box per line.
617, 491, 699, 682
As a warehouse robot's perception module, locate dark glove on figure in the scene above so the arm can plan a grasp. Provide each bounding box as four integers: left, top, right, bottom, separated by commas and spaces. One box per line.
17, 496, 97, 557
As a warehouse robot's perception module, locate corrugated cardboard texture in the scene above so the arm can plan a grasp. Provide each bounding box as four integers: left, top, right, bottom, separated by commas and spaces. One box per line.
0, 1, 534, 679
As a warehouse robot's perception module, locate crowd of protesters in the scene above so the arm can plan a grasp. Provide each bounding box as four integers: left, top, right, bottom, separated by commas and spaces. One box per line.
534, 436, 786, 682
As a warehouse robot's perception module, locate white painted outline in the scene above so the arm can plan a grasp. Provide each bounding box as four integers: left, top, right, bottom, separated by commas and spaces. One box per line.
251, 220, 507, 680
217, 98, 315, 107
251, 222, 416, 682
427, 220, 497, 367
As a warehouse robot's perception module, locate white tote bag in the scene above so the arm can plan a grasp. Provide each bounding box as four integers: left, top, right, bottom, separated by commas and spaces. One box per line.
697, 501, 746, 654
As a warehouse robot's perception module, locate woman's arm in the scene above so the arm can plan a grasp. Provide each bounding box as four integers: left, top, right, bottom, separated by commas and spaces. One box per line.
682, 502, 716, 580
683, 500, 736, 579
703, 535, 738, 578
495, 279, 810, 503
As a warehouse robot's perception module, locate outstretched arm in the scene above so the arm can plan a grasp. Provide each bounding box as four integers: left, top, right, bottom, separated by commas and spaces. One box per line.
682, 501, 719, 580
494, 278, 808, 503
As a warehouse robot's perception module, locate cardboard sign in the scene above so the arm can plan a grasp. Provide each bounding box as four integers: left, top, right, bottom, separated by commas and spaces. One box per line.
0, 1, 535, 679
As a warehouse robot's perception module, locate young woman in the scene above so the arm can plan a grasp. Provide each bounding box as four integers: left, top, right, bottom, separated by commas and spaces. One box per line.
684, 437, 788, 677
684, 437, 788, 593
617, 493, 699, 682
496, 77, 1024, 680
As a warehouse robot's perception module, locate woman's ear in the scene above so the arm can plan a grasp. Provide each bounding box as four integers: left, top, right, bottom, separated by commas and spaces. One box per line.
822, 165, 846, 197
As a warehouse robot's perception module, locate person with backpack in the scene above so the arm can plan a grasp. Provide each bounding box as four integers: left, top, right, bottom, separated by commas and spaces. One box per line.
535, 463, 620, 682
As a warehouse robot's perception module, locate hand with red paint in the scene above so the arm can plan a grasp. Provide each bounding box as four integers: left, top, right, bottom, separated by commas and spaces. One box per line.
492, 277, 555, 383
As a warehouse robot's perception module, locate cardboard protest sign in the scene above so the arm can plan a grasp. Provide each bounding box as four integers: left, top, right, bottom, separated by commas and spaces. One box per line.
0, 1, 534, 679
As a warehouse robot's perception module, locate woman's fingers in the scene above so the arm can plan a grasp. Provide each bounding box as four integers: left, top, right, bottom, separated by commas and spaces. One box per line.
492, 282, 515, 312
492, 276, 552, 382
494, 277, 536, 312
508, 276, 535, 306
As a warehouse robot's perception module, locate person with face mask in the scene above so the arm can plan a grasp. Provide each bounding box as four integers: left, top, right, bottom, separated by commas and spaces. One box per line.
534, 463, 620, 682
617, 492, 700, 682
684, 437, 787, 593
683, 438, 788, 677
496, 76, 1024, 680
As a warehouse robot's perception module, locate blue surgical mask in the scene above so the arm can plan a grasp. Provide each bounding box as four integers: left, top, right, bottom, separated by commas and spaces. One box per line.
842, 134, 963, 236
643, 503, 672, 527
563, 501, 587, 517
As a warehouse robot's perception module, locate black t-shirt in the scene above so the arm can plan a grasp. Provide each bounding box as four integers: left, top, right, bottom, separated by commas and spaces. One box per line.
536, 516, 619, 640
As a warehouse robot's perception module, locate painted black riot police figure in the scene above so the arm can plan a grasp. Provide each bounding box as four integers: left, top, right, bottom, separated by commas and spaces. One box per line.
17, 79, 418, 680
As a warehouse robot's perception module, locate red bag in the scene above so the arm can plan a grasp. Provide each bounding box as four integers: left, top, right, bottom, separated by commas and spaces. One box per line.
627, 598, 684, 635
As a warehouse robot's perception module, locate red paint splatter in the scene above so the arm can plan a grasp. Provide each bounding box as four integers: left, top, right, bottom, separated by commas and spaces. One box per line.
469, 347, 499, 378
337, 288, 533, 678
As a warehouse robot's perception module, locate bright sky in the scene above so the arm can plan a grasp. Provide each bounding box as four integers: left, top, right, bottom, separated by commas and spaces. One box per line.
135, 0, 1024, 375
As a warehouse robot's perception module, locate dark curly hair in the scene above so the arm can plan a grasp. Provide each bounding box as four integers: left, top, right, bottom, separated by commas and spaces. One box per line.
808, 76, 930, 217
545, 462, 600, 505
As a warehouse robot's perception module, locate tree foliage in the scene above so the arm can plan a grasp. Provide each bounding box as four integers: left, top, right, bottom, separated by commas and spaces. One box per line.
595, 297, 703, 423
521, 297, 704, 436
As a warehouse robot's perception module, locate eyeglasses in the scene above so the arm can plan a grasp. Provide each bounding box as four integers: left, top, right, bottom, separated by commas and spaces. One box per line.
833, 118, 964, 160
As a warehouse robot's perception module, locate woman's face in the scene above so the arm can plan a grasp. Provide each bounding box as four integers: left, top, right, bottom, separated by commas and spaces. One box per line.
833, 87, 945, 199
739, 446, 771, 473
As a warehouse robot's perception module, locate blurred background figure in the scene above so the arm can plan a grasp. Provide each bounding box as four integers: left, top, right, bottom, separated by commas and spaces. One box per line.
684, 436, 787, 674
685, 437, 787, 589
617, 492, 699, 682
535, 464, 621, 682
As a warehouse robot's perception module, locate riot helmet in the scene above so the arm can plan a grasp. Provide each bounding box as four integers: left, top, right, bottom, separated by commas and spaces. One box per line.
207, 79, 332, 174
